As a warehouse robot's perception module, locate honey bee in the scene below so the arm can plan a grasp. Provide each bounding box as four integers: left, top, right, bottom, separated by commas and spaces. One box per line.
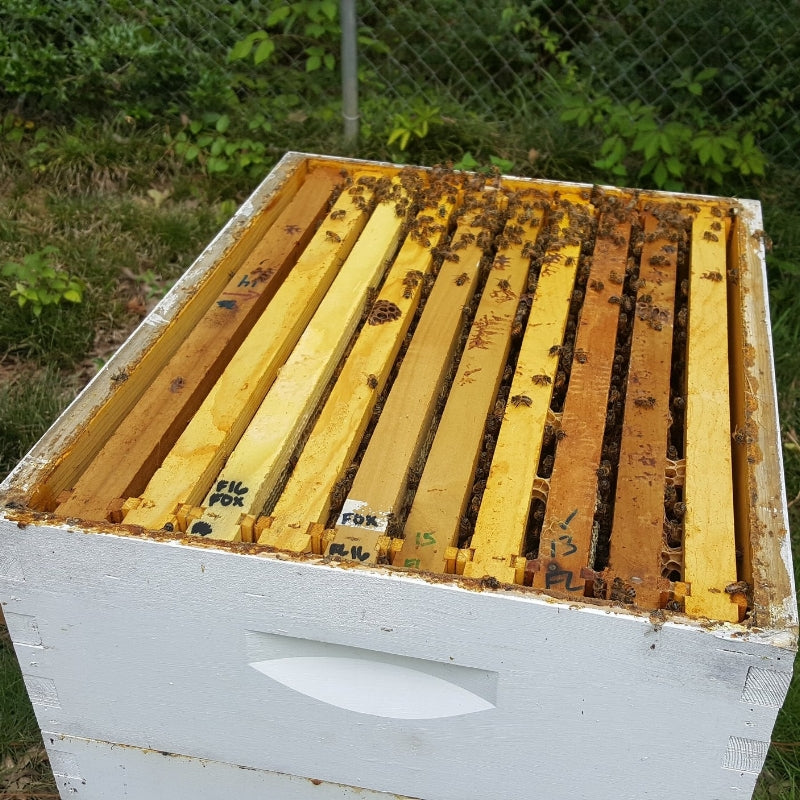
555, 428, 568, 441
548, 344, 562, 357
702, 231, 719, 242
608, 295, 622, 305
330, 209, 347, 221
477, 231, 493, 250
649, 254, 669, 266
505, 224, 525, 244
325, 230, 342, 243
725, 580, 749, 595
367, 374, 378, 389
710, 206, 723, 217
531, 374, 552, 386
574, 349, 588, 364
510, 394, 533, 407
609, 270, 624, 285
454, 272, 469, 286
710, 221, 722, 231
604, 441, 619, 459
402, 269, 423, 299
596, 460, 612, 478
497, 279, 512, 291
634, 396, 656, 409
732, 426, 750, 445
589, 279, 604, 292
702, 271, 723, 282
752, 230, 774, 252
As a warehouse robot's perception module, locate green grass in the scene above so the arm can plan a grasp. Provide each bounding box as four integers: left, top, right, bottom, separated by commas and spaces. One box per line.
0, 625, 57, 797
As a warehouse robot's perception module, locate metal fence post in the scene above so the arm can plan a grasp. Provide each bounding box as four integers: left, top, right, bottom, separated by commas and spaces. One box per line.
340, 0, 359, 144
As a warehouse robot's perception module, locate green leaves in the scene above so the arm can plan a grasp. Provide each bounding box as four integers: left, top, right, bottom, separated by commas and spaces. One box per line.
671, 67, 719, 98
387, 104, 441, 152
228, 1, 345, 73
453, 152, 514, 174
165, 112, 273, 179
228, 31, 274, 65
560, 87, 769, 190
2, 247, 84, 318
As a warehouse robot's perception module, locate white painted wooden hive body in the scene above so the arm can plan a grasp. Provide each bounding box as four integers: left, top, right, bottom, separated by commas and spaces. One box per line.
1, 152, 795, 800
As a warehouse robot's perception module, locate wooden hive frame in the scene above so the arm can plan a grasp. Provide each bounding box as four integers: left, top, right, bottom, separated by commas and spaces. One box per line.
0, 152, 795, 800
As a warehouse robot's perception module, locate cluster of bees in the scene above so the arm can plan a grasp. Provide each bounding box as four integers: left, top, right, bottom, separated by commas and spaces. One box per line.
323, 166, 743, 600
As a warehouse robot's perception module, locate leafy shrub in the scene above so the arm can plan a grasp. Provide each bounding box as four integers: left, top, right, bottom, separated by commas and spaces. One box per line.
2, 246, 83, 318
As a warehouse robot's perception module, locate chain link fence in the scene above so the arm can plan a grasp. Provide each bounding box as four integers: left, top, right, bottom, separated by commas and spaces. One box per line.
2, 0, 798, 168
356, 0, 799, 164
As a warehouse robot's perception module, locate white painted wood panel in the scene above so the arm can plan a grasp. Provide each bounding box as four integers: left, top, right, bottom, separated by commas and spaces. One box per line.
43, 732, 419, 799
1, 521, 792, 800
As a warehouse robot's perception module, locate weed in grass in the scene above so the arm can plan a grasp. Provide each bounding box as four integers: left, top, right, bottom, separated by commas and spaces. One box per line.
3, 245, 84, 317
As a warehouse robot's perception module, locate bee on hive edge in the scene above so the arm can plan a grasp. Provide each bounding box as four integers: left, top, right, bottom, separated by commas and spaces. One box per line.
574, 348, 588, 364
367, 374, 379, 389
531, 374, 552, 386
325, 230, 342, 243
510, 394, 533, 407
725, 580, 749, 595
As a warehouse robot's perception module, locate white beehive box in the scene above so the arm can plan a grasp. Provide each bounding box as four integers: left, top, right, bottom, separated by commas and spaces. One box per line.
1, 152, 796, 800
